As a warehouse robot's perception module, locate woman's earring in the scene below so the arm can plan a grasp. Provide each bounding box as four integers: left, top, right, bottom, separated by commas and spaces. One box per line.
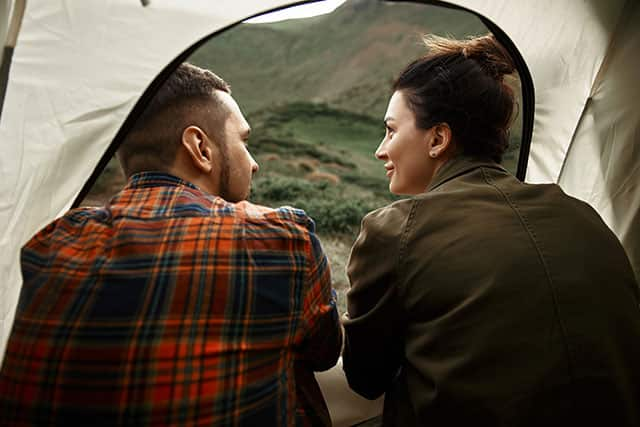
430, 152, 437, 158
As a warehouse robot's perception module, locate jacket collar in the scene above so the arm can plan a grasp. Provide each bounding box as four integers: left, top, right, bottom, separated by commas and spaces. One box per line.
126, 171, 200, 191
427, 156, 507, 192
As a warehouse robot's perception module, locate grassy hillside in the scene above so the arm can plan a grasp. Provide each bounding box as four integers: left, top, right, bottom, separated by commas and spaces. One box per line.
189, 0, 488, 118
247, 102, 395, 231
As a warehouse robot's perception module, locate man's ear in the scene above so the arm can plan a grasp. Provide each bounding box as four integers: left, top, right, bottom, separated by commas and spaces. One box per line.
427, 123, 453, 159
181, 125, 214, 173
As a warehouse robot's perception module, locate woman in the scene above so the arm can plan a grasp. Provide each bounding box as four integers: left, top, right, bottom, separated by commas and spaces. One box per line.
342, 34, 640, 426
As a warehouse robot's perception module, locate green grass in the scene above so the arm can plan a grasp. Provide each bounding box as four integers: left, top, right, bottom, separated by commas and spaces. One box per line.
249, 103, 384, 177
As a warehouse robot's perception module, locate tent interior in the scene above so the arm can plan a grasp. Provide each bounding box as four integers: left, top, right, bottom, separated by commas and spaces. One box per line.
0, 0, 638, 424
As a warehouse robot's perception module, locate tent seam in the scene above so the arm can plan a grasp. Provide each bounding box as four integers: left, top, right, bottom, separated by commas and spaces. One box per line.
557, 0, 633, 183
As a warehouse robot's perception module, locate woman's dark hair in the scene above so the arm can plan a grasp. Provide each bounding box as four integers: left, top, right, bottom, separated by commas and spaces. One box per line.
393, 34, 516, 163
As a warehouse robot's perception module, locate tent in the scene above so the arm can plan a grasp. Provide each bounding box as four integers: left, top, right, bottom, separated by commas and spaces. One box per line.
1, 0, 638, 424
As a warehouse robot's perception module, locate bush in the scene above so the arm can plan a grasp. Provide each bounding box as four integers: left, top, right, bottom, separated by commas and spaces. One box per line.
251, 175, 320, 201
250, 175, 380, 234
253, 136, 356, 168
292, 197, 371, 234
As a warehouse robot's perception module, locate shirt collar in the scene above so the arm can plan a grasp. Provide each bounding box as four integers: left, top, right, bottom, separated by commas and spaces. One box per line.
126, 171, 200, 191
427, 155, 507, 192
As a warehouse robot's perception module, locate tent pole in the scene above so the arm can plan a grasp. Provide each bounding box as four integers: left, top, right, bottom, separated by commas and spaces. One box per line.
0, 0, 26, 122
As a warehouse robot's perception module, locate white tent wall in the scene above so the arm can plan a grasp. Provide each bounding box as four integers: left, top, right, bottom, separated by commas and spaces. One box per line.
558, 0, 640, 280
0, 0, 296, 360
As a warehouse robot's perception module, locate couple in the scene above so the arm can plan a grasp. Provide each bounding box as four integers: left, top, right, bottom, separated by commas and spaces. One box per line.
1, 35, 639, 426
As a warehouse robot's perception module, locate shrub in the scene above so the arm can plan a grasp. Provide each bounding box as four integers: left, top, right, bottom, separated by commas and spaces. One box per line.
251, 136, 356, 169
251, 175, 318, 201
250, 174, 382, 234
296, 159, 317, 172
306, 171, 340, 184
291, 197, 372, 234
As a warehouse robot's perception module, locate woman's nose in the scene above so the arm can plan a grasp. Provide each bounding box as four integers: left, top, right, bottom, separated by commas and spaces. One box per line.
375, 139, 387, 160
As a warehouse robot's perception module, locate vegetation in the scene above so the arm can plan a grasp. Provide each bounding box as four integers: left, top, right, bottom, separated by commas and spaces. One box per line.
248, 102, 396, 235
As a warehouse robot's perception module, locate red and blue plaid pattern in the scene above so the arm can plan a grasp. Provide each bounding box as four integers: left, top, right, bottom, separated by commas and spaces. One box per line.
0, 172, 342, 426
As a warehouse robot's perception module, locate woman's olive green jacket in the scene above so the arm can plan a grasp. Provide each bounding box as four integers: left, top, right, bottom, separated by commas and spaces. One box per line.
343, 156, 640, 427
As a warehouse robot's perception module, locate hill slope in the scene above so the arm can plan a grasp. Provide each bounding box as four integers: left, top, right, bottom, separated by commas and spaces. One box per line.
189, 0, 488, 118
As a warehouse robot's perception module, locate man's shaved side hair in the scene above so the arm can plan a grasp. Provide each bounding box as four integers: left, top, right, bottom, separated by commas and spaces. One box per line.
117, 63, 231, 177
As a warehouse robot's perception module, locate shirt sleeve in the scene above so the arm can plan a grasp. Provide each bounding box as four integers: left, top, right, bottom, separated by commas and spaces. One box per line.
342, 200, 414, 400
297, 228, 343, 372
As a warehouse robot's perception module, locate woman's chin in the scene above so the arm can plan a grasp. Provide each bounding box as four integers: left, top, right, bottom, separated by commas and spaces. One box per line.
390, 182, 422, 196
388, 182, 397, 195
389, 182, 405, 196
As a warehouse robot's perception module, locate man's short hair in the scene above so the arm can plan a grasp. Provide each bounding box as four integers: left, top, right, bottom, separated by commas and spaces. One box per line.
117, 63, 231, 177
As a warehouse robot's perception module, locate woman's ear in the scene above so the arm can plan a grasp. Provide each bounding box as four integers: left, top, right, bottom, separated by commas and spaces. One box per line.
428, 123, 453, 158
181, 125, 214, 173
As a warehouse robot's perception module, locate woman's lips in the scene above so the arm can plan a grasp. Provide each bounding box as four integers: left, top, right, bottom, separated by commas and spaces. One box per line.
385, 164, 394, 177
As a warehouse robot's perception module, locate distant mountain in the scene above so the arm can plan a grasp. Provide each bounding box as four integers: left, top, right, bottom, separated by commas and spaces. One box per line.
189, 0, 488, 118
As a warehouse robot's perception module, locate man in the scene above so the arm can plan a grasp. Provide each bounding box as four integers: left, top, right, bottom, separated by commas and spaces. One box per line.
0, 63, 342, 426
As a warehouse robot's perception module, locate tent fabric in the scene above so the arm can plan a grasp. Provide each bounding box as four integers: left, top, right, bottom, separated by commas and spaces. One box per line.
558, 0, 640, 280
0, 0, 638, 424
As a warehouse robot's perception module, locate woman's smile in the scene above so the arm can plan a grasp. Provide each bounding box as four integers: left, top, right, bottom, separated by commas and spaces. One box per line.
385, 163, 395, 177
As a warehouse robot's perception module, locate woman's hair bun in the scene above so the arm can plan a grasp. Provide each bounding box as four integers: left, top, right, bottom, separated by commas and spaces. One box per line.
422, 34, 516, 80
394, 33, 517, 162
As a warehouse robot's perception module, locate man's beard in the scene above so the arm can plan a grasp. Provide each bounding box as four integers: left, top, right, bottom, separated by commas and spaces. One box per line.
217, 141, 232, 201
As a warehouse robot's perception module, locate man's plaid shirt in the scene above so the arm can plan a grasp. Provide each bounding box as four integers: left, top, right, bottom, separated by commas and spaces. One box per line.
0, 172, 342, 426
